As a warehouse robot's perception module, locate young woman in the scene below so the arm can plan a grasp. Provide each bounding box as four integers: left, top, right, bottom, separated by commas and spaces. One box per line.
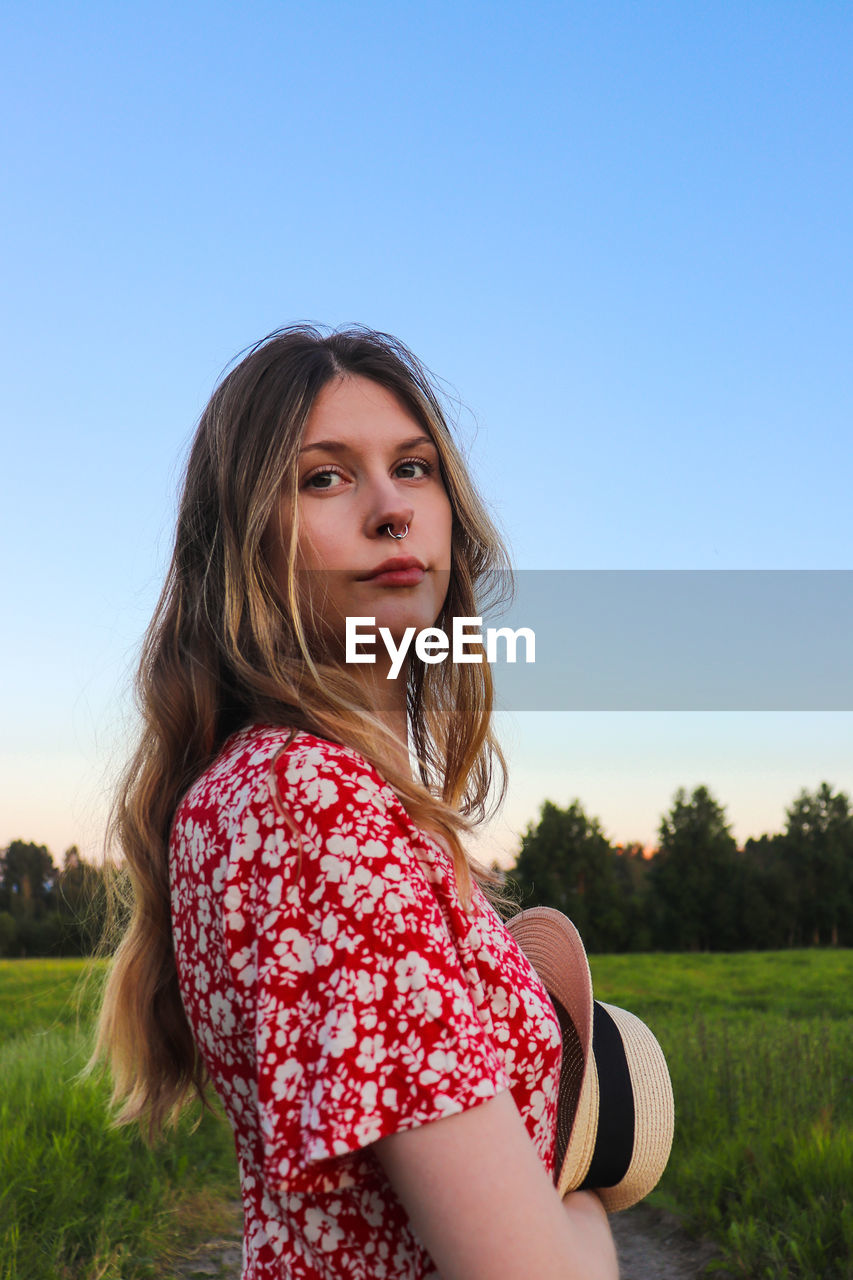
94, 326, 619, 1280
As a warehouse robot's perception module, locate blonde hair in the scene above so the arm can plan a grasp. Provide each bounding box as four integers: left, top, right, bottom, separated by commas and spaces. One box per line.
92, 324, 516, 1138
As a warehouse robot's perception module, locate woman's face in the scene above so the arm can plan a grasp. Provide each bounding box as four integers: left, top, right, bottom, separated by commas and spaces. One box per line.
269, 374, 453, 656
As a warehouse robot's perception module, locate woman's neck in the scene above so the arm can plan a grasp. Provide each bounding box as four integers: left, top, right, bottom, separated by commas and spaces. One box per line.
355, 661, 413, 780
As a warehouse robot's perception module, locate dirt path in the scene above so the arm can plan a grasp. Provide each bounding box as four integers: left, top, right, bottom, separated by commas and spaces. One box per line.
165, 1201, 243, 1280
609, 1204, 729, 1279
163, 1199, 728, 1279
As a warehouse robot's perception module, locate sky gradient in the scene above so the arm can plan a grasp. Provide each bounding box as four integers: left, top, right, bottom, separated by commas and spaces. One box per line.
3, 1, 851, 865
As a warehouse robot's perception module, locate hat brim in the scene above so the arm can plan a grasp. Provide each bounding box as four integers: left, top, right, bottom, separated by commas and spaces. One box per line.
505, 908, 596, 1192
591, 1002, 675, 1212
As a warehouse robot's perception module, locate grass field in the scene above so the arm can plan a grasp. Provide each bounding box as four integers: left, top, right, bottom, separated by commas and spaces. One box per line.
590, 951, 853, 1278
0, 960, 240, 1279
1, 952, 851, 1279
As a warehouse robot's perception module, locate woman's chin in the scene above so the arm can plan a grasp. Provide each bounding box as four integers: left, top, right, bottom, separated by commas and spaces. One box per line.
362, 603, 444, 643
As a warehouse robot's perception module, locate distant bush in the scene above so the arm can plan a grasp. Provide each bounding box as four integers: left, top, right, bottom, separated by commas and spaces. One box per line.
0, 843, 108, 958
509, 781, 853, 952
0, 912, 15, 955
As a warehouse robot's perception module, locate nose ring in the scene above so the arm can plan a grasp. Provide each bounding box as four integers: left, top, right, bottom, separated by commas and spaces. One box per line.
384, 523, 409, 540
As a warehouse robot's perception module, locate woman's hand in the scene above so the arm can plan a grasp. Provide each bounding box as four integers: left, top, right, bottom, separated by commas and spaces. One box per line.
561, 1190, 620, 1276
373, 1089, 619, 1280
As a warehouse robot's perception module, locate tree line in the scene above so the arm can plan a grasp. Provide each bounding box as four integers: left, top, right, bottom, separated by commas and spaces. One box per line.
3, 778, 851, 957
0, 842, 109, 957
506, 781, 853, 951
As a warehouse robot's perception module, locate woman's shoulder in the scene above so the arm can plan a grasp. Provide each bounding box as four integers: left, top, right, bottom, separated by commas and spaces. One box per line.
241, 724, 395, 800
174, 723, 398, 835
225, 722, 384, 770
172, 724, 447, 928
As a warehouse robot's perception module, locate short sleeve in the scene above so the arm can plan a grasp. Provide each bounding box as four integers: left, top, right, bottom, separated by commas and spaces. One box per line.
222, 735, 512, 1194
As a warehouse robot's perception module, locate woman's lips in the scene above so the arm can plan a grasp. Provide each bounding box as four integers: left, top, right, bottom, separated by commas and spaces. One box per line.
359, 556, 426, 586
365, 566, 425, 586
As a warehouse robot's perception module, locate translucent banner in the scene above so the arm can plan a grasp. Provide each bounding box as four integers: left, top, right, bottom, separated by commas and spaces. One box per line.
476, 570, 852, 710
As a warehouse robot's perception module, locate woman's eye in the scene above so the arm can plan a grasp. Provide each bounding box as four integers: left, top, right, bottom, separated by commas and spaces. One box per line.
396, 457, 433, 479
304, 467, 346, 490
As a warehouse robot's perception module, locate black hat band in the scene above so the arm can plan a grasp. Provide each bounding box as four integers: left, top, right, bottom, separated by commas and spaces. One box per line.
578, 1001, 636, 1190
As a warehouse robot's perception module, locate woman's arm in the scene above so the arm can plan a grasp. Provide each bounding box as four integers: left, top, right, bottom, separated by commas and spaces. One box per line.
373, 1088, 619, 1280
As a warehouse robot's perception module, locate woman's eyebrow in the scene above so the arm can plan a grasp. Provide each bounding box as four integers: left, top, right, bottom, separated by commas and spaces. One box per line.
299, 434, 436, 456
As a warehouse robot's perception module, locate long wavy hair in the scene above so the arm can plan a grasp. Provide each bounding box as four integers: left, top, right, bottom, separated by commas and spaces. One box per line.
91, 324, 516, 1139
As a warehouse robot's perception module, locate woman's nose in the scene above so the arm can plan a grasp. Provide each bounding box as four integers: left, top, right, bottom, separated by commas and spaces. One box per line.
366, 475, 414, 541
371, 502, 414, 540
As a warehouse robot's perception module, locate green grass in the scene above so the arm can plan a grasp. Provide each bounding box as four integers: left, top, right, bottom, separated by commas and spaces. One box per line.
0, 958, 103, 1039
0, 960, 240, 1280
590, 951, 853, 1279
589, 948, 853, 1020
3, 952, 852, 1279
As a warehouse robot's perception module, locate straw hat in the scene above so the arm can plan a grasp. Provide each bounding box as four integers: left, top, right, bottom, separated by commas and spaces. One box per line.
506, 906, 675, 1212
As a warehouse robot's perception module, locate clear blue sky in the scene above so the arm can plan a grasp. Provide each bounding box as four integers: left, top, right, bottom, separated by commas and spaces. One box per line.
2, 1, 851, 864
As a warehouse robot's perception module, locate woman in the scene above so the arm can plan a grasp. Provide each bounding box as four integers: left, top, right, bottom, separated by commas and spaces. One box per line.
94, 325, 619, 1280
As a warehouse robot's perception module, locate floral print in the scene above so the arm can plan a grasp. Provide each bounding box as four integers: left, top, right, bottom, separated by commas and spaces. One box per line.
170, 725, 563, 1279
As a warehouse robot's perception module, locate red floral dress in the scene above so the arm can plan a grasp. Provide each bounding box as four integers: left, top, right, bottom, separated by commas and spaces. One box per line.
169, 724, 563, 1279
